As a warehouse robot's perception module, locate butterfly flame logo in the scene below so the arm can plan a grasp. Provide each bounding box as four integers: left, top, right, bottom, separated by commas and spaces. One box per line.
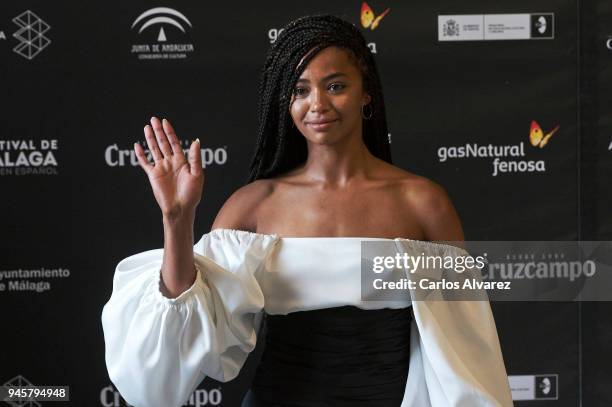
360, 1, 390, 30
529, 120, 559, 148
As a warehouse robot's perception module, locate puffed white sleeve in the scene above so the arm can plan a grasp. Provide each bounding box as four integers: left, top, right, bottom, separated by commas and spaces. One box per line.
396, 240, 514, 407
101, 229, 279, 407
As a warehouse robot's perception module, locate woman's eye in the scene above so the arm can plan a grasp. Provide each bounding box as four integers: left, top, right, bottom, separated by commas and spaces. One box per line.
293, 87, 308, 96
329, 83, 345, 92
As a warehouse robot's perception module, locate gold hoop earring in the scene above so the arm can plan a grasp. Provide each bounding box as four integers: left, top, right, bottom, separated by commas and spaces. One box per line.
362, 104, 373, 120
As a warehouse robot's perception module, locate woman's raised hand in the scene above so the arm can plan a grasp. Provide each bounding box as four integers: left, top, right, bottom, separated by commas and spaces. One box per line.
135, 117, 204, 222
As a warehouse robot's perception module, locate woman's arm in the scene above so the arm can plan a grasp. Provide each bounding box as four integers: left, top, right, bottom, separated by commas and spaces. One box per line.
134, 117, 204, 298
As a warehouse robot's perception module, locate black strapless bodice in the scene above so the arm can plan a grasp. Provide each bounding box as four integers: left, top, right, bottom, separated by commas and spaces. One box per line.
248, 305, 413, 406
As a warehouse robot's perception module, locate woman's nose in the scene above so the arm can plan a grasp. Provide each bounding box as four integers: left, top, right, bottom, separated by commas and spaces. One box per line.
309, 88, 330, 112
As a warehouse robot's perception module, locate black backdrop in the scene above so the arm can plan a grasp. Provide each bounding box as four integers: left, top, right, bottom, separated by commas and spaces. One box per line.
1, 1, 610, 406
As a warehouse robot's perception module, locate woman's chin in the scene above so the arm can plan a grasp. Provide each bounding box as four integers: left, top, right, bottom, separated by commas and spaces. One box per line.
305, 132, 342, 144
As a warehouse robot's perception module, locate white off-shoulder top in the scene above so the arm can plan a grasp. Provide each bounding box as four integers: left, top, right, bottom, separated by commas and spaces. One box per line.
101, 228, 513, 407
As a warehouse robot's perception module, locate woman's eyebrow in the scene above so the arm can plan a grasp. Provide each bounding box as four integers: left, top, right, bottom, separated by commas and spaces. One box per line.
296, 72, 348, 83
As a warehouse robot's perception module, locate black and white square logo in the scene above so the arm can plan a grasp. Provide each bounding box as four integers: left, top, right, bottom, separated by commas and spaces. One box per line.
530, 14, 554, 39
535, 374, 558, 399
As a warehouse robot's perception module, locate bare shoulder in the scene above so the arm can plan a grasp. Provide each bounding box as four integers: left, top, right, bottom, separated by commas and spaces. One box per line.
404, 175, 464, 241
210, 179, 275, 232
378, 161, 464, 241
400, 173, 452, 214
374, 159, 447, 203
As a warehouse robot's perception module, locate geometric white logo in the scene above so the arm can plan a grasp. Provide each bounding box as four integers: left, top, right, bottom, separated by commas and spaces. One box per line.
535, 16, 547, 34
131, 7, 192, 42
12, 10, 51, 60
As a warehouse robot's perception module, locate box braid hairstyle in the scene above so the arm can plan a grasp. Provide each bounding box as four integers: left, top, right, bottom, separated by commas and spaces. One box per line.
247, 14, 391, 183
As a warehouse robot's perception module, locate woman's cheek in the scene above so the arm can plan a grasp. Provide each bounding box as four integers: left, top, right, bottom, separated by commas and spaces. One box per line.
291, 101, 308, 123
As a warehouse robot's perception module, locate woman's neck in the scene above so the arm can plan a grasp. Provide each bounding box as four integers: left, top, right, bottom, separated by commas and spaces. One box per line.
299, 136, 375, 188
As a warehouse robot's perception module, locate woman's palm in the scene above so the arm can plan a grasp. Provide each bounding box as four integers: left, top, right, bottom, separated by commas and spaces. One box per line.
135, 117, 204, 220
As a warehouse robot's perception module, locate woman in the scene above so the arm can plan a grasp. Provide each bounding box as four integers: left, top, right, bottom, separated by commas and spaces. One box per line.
101, 15, 513, 407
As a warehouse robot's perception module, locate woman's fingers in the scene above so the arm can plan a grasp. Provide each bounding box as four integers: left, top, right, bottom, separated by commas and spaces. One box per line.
188, 138, 202, 176
144, 123, 163, 162
142, 116, 187, 169
150, 117, 173, 158
134, 140, 153, 173
162, 119, 183, 157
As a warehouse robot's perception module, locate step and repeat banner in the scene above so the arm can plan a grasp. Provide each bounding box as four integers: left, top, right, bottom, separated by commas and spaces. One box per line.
1, 1, 610, 406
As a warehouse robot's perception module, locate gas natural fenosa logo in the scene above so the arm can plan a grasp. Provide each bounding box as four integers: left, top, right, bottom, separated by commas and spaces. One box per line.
437, 120, 559, 176
360, 2, 390, 31
357, 2, 389, 54
529, 120, 559, 148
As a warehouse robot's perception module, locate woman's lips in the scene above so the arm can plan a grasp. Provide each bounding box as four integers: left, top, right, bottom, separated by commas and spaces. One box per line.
306, 119, 338, 131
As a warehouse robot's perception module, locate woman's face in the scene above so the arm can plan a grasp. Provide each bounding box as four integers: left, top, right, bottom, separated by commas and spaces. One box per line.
289, 46, 371, 145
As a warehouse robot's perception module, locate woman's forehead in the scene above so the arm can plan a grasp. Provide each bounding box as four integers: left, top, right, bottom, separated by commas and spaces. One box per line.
298, 46, 358, 78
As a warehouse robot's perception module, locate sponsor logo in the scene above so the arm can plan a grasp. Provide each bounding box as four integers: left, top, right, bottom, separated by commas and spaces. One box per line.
268, 4, 389, 54
442, 19, 460, 37
508, 374, 558, 400
439, 15, 482, 41
360, 2, 390, 30
436, 120, 558, 176
12, 10, 51, 60
439, 13, 554, 41
530, 14, 554, 38
529, 120, 559, 148
130, 7, 194, 60
99, 384, 222, 406
358, 2, 389, 54
268, 28, 284, 44
104, 141, 228, 168
535, 375, 558, 398
483, 252, 596, 282
0, 267, 70, 293
0, 139, 59, 176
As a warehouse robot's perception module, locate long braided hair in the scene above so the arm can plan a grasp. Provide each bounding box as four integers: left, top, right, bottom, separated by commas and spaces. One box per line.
247, 14, 392, 183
